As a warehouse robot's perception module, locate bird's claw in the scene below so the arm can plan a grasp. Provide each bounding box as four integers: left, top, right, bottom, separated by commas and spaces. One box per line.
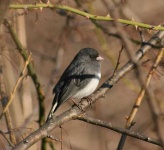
71, 99, 85, 112
83, 96, 93, 108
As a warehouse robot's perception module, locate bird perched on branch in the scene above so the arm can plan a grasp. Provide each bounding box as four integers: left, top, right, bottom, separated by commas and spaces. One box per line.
46, 48, 103, 121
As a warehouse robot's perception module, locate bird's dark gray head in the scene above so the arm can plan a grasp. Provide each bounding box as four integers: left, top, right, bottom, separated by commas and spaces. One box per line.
76, 48, 103, 62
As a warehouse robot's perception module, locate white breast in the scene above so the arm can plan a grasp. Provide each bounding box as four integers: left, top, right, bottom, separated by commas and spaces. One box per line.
72, 72, 101, 99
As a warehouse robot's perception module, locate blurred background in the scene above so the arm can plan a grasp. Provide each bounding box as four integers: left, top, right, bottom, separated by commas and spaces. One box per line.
1, 0, 164, 150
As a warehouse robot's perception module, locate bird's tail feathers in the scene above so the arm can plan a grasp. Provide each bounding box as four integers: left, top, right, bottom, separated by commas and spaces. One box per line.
46, 102, 58, 122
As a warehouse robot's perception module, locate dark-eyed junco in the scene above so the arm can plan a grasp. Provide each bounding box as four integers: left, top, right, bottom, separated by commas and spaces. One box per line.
46, 48, 103, 121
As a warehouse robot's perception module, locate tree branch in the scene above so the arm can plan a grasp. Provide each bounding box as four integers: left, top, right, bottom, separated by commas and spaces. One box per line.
77, 115, 162, 147
12, 28, 164, 150
3, 19, 45, 126
8, 3, 164, 31
0, 54, 31, 119
118, 46, 164, 150
0, 130, 15, 148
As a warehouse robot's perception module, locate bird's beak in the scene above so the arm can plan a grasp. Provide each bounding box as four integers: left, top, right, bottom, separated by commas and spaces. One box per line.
96, 56, 104, 61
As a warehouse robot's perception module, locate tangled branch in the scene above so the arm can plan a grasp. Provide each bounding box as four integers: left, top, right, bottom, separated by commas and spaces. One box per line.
11, 28, 164, 150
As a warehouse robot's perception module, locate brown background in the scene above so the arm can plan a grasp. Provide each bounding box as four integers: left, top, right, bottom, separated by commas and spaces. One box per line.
1, 0, 164, 150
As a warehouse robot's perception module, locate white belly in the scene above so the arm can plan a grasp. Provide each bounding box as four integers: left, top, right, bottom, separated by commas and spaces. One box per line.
73, 73, 101, 99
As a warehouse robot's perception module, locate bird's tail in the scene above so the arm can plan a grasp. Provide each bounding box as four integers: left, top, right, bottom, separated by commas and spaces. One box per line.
46, 101, 58, 122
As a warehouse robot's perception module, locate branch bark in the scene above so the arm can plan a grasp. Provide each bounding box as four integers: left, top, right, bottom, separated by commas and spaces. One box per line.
3, 19, 45, 126
8, 3, 164, 31
77, 116, 162, 147
12, 29, 164, 150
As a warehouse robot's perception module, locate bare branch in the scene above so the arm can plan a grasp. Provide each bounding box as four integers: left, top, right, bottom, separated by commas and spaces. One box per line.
139, 28, 145, 43
46, 135, 61, 142
77, 115, 162, 147
117, 47, 164, 150
0, 54, 31, 119
126, 48, 164, 128
112, 44, 124, 76
0, 130, 15, 148
3, 19, 45, 126
145, 48, 164, 147
11, 29, 164, 150
8, 3, 164, 31
1, 97, 17, 145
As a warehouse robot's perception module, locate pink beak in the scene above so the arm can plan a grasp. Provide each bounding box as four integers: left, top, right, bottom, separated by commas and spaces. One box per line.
96, 56, 104, 61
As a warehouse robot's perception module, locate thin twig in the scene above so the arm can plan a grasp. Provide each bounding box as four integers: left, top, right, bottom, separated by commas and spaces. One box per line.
118, 46, 164, 150
126, 48, 164, 129
8, 3, 164, 31
0, 130, 15, 148
3, 18, 45, 126
76, 116, 162, 147
100, 1, 162, 149
1, 97, 17, 145
0, 54, 31, 119
145, 48, 164, 147
139, 28, 145, 43
119, 48, 164, 149
112, 44, 124, 76
60, 127, 73, 150
11, 30, 164, 150
47, 135, 61, 142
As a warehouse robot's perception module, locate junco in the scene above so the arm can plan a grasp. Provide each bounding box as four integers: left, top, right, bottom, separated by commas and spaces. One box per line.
46, 48, 103, 121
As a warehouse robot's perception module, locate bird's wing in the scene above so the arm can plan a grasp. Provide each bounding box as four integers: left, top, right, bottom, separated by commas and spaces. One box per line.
53, 57, 79, 93
53, 62, 90, 106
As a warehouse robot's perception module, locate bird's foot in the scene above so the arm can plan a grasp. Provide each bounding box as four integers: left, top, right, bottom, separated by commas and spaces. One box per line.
83, 96, 93, 108
71, 99, 85, 112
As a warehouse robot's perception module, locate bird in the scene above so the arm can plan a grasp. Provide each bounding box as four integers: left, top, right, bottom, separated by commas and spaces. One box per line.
46, 48, 103, 121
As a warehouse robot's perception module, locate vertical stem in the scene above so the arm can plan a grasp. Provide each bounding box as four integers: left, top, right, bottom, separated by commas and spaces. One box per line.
1, 97, 17, 145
